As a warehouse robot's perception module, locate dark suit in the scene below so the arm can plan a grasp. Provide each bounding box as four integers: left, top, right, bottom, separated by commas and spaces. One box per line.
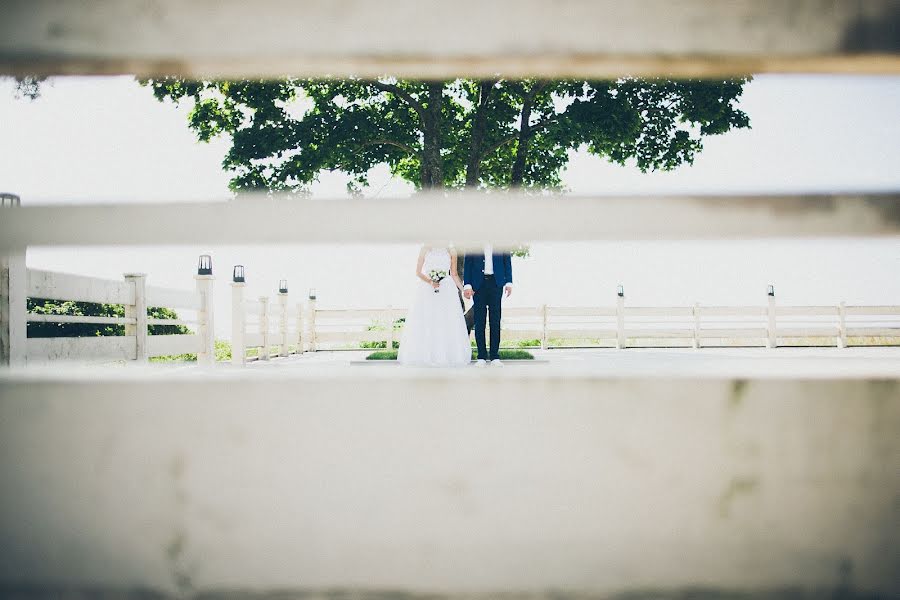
464, 251, 513, 360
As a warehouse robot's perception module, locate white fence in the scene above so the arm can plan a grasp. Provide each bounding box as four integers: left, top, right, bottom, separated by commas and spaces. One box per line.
306, 291, 900, 352
230, 270, 304, 366
0, 252, 216, 366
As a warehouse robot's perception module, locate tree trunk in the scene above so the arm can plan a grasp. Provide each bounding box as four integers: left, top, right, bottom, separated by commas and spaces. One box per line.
465, 80, 494, 187
421, 81, 444, 189
511, 81, 547, 187
511, 98, 534, 186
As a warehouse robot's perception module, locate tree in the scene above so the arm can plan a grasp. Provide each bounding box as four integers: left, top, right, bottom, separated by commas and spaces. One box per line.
8, 75, 47, 100
142, 77, 751, 194
144, 76, 751, 330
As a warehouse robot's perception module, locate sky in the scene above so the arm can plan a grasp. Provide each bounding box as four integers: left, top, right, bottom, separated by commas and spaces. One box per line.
1, 74, 898, 337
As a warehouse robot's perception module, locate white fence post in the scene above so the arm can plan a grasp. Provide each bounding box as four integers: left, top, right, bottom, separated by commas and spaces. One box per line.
194, 254, 216, 366
258, 296, 270, 361
278, 280, 289, 358
1, 193, 26, 367
540, 304, 548, 350
616, 285, 626, 350
295, 303, 304, 353
0, 249, 26, 367
231, 266, 246, 367
308, 289, 318, 352
838, 301, 847, 349
385, 305, 394, 350
766, 284, 777, 349
692, 302, 701, 350
123, 273, 148, 362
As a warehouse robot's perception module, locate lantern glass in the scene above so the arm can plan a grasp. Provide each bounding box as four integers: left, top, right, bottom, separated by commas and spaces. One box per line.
616, 285, 624, 297
232, 265, 245, 283
767, 284, 775, 296
279, 279, 288, 294
197, 254, 213, 275
308, 288, 317, 300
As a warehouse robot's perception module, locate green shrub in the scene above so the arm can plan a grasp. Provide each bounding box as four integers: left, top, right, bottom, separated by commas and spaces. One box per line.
27, 298, 191, 337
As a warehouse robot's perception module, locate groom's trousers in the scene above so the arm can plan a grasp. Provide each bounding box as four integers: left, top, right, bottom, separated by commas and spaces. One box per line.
473, 274, 502, 360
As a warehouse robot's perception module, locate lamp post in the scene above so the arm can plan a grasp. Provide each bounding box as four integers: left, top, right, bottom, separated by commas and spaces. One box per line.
308, 288, 318, 352
231, 265, 246, 366
277, 279, 289, 357
194, 254, 215, 366
616, 285, 625, 349
767, 284, 777, 349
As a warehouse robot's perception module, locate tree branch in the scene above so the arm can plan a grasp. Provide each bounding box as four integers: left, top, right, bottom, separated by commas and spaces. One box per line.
479, 114, 559, 160
369, 80, 426, 126
361, 138, 418, 155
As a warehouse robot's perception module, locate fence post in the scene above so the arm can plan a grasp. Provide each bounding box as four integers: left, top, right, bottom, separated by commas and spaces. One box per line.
231, 266, 246, 367
0, 234, 26, 366
278, 280, 289, 357
308, 289, 318, 352
296, 302, 304, 353
194, 254, 216, 366
692, 302, 700, 350
540, 304, 548, 350
1, 193, 26, 367
258, 296, 270, 360
123, 273, 148, 362
385, 305, 394, 350
766, 284, 777, 349
838, 301, 847, 349
616, 285, 626, 350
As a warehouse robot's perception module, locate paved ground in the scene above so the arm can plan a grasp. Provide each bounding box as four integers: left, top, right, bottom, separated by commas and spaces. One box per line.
233, 346, 900, 379
8, 347, 900, 380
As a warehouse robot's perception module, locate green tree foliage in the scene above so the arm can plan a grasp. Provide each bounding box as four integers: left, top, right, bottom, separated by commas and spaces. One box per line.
26, 299, 191, 338
8, 75, 48, 100
142, 77, 751, 194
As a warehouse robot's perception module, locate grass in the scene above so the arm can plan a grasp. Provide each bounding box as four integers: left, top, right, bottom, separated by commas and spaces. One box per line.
366, 348, 534, 361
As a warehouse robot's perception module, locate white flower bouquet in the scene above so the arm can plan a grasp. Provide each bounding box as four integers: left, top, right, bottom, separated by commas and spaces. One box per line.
428, 269, 448, 293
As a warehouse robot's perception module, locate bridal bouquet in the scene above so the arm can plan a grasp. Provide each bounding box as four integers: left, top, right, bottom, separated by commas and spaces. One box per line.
428, 269, 447, 293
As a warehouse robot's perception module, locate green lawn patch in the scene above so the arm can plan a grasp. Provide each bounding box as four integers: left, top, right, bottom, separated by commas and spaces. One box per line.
366, 349, 534, 361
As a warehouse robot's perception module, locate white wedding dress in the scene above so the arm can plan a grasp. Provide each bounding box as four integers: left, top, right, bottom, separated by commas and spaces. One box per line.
397, 247, 472, 367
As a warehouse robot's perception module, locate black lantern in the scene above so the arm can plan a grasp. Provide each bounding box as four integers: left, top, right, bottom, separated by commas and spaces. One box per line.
279, 279, 288, 294
197, 254, 213, 275
767, 284, 775, 297
233, 265, 245, 283
0, 192, 21, 208
308, 288, 317, 300
617, 285, 624, 297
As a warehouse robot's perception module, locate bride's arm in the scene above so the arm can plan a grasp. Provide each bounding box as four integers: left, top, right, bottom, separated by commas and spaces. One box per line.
449, 248, 464, 291
415, 247, 433, 285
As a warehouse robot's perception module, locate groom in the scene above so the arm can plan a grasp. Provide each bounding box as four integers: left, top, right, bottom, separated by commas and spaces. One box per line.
463, 244, 513, 366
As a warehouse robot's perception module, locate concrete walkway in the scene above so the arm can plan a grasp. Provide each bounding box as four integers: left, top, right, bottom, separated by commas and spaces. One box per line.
234, 346, 900, 379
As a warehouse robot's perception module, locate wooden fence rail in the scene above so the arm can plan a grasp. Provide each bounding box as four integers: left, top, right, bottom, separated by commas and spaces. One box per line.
303, 289, 900, 353
2, 0, 899, 78
0, 254, 218, 366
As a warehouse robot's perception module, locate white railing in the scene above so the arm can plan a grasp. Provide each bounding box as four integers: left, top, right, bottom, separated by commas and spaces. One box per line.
303, 290, 900, 352
1, 254, 216, 366
230, 270, 304, 365
4, 0, 899, 79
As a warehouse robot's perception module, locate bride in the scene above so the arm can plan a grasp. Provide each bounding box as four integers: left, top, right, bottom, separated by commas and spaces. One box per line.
397, 243, 472, 367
